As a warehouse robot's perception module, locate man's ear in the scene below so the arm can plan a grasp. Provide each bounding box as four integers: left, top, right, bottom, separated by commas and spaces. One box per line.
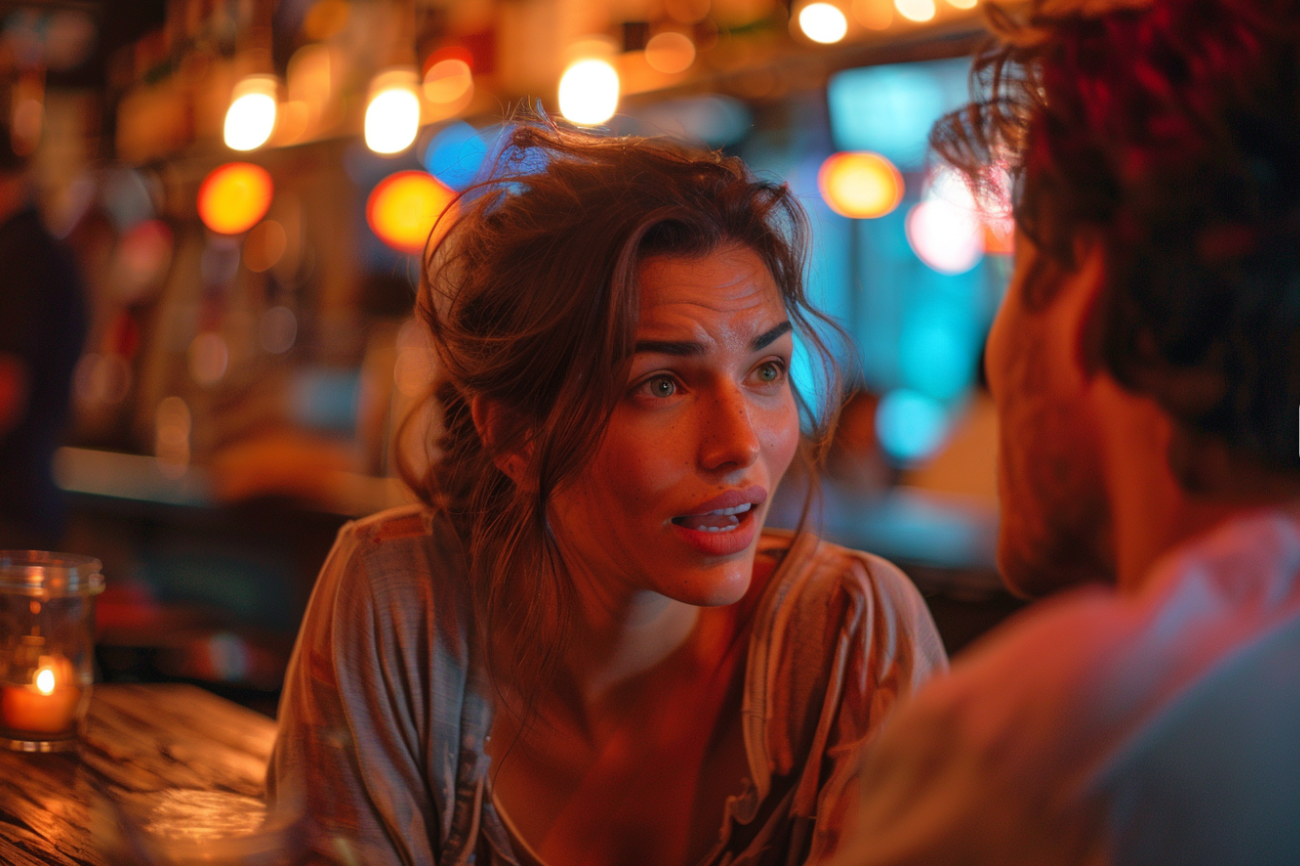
470, 394, 530, 484
1065, 233, 1109, 381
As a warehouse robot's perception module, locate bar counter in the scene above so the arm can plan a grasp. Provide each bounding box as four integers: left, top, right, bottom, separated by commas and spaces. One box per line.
0, 684, 280, 866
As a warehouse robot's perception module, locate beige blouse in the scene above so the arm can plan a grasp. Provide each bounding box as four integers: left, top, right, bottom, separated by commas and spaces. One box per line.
267, 505, 946, 865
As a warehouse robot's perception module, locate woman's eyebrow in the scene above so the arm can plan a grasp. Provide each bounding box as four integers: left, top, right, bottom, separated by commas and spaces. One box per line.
633, 320, 792, 357
634, 338, 704, 357
752, 321, 792, 351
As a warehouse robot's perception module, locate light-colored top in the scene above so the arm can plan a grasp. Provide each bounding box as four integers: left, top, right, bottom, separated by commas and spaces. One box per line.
834, 506, 1300, 866
266, 505, 947, 866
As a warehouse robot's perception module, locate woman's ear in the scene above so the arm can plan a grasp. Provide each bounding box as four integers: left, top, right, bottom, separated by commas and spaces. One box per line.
470, 394, 530, 484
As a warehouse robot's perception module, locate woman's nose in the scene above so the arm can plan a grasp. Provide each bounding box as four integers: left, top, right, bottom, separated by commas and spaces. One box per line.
698, 385, 761, 473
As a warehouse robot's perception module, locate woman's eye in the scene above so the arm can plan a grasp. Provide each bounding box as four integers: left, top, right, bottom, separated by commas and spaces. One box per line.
642, 376, 677, 398
755, 361, 785, 385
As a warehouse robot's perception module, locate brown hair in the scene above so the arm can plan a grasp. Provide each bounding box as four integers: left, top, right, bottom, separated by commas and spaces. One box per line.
398, 119, 842, 718
932, 0, 1300, 475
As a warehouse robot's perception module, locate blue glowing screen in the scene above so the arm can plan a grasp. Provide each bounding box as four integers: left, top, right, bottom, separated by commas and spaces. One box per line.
827, 57, 972, 170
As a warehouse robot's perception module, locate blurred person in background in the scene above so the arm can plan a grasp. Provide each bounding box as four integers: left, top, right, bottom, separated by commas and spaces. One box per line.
767, 386, 896, 530
832, 0, 1300, 862
0, 126, 86, 550
268, 123, 946, 866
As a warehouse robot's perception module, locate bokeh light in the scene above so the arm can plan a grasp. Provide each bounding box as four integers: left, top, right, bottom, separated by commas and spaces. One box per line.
366, 171, 458, 255
906, 165, 985, 274
198, 163, 273, 235
243, 220, 288, 272
899, 306, 974, 400
114, 219, 173, 301
74, 353, 131, 406
423, 58, 473, 106
895, 0, 937, 21
818, 152, 904, 219
287, 43, 336, 132
188, 332, 229, 386
303, 0, 349, 40
906, 201, 983, 274
799, 3, 849, 42
365, 69, 421, 154
876, 389, 949, 463
422, 122, 487, 190
946, 0, 978, 9
853, 0, 894, 29
223, 75, 278, 152
558, 58, 620, 126
394, 318, 437, 398
644, 32, 696, 74
155, 396, 192, 478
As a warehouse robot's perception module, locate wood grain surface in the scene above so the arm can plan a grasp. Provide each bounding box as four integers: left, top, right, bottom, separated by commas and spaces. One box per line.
0, 684, 278, 866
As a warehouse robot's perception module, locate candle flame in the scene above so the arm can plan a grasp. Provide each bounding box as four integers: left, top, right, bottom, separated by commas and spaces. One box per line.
35, 667, 56, 695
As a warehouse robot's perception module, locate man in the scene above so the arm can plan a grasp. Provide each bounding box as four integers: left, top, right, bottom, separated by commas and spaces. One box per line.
834, 0, 1300, 862
0, 130, 86, 549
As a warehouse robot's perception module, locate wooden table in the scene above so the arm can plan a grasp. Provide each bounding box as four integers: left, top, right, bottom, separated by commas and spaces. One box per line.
0, 683, 280, 866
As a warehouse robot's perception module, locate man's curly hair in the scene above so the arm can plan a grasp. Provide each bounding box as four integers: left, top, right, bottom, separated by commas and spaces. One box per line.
933, 0, 1300, 473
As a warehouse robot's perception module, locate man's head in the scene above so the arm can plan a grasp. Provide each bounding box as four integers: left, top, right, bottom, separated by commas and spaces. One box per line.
934, 0, 1300, 595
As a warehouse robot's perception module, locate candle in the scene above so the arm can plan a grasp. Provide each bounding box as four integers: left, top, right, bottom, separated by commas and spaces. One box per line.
0, 656, 82, 736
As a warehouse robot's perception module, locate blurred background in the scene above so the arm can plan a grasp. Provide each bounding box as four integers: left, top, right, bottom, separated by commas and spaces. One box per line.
3, 0, 1018, 715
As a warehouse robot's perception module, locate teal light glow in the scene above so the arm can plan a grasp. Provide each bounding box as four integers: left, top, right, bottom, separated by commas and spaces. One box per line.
876, 389, 949, 462
827, 58, 972, 170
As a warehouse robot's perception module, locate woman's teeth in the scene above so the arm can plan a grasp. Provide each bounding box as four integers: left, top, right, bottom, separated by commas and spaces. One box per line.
673, 502, 753, 532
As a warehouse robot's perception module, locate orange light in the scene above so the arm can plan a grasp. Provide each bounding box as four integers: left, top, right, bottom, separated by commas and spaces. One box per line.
34, 667, 56, 695
198, 163, 273, 235
366, 171, 458, 256
818, 152, 904, 219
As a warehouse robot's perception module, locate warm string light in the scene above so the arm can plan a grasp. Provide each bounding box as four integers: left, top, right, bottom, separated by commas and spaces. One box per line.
366, 171, 459, 255
423, 58, 473, 106
894, 0, 937, 22
365, 69, 421, 155
799, 3, 849, 42
853, 0, 894, 29
644, 32, 696, 74
224, 75, 278, 151
818, 152, 904, 219
198, 163, 274, 235
558, 58, 621, 126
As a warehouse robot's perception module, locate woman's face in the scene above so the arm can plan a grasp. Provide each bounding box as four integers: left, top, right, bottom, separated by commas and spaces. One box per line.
549, 244, 801, 609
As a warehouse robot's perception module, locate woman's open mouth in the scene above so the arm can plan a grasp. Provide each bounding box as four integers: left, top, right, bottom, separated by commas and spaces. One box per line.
670, 502, 753, 533
669, 488, 766, 556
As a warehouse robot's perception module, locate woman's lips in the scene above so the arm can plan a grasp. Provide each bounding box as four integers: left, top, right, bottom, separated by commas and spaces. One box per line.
669, 487, 766, 557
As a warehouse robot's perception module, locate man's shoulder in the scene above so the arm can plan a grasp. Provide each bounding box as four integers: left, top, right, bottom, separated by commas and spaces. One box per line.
852, 509, 1300, 863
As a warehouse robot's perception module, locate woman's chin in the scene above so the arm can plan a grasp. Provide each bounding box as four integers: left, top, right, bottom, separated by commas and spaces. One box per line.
668, 560, 755, 607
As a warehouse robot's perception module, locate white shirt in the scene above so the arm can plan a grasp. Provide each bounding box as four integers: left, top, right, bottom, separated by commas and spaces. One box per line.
835, 506, 1300, 866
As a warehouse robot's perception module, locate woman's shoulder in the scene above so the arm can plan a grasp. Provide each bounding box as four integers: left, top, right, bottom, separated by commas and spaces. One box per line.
741, 529, 948, 801
752, 528, 948, 686
757, 528, 932, 623
315, 504, 469, 627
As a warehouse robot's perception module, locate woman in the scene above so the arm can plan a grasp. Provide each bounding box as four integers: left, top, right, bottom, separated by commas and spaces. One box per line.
268, 123, 946, 866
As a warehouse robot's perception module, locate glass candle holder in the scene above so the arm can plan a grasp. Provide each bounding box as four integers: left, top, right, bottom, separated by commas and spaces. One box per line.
0, 551, 104, 752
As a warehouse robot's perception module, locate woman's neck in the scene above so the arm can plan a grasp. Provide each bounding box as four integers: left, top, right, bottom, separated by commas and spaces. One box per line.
560, 584, 703, 713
